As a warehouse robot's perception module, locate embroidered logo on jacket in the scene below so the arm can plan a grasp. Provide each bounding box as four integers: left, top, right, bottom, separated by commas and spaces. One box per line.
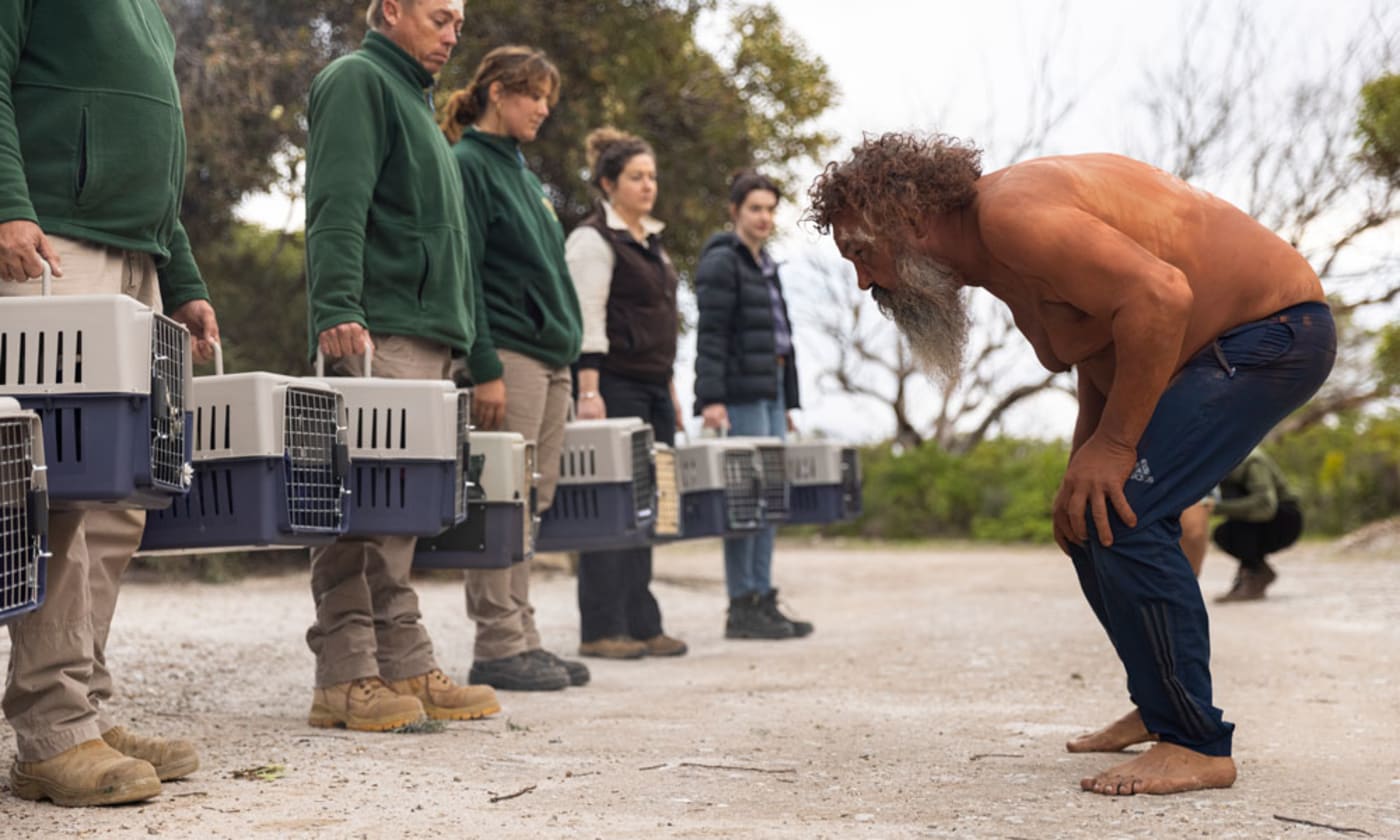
1129, 458, 1155, 484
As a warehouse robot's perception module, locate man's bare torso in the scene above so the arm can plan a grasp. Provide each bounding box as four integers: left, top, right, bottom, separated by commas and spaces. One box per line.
970, 154, 1324, 393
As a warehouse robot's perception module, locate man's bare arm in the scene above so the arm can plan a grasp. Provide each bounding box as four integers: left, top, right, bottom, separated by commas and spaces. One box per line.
981, 199, 1193, 544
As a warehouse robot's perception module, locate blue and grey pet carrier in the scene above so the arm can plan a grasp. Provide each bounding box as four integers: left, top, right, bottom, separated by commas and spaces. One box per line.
730, 436, 791, 526
535, 418, 656, 552
0, 399, 48, 624
785, 441, 863, 524
140, 345, 349, 552
0, 272, 192, 507
313, 352, 470, 538
415, 431, 538, 569
667, 438, 765, 540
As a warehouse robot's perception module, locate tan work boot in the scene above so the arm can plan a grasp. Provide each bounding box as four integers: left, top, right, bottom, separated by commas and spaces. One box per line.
386, 669, 501, 721
578, 636, 648, 659
10, 740, 160, 807
308, 676, 425, 731
102, 726, 199, 782
642, 634, 689, 657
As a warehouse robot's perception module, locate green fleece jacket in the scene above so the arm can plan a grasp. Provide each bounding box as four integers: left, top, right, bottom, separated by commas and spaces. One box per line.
453, 129, 581, 381
304, 32, 474, 358
1216, 450, 1300, 523
0, 0, 208, 310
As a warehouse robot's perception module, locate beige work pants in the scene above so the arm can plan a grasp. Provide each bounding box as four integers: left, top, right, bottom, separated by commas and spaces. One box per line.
464, 349, 570, 661
2, 236, 158, 762
305, 335, 448, 687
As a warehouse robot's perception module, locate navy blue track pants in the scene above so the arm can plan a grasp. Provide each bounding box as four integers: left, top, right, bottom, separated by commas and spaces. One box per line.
1067, 301, 1335, 757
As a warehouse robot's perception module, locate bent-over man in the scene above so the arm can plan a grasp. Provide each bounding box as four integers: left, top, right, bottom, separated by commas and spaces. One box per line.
808, 134, 1334, 796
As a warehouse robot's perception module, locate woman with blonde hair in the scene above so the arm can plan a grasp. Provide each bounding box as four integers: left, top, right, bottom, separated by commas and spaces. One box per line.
566, 127, 687, 660
440, 46, 586, 691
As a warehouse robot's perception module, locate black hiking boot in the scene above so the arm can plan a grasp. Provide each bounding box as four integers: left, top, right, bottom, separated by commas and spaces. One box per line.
468, 652, 569, 691
761, 589, 813, 637
725, 593, 795, 640
528, 649, 591, 686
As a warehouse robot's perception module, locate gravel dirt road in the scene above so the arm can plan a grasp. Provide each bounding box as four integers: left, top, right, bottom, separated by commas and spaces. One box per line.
1, 537, 1396, 839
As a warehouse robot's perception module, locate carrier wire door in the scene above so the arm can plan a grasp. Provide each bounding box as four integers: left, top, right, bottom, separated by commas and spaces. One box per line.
0, 400, 49, 624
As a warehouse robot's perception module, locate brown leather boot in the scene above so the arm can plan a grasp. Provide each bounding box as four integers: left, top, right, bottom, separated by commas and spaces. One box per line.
1216, 563, 1278, 603
577, 636, 648, 659
10, 740, 160, 807
308, 676, 425, 731
642, 634, 689, 657
386, 669, 500, 721
102, 726, 199, 782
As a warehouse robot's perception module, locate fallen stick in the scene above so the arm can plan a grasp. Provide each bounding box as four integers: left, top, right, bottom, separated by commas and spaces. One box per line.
489, 784, 537, 803
677, 762, 797, 775
1273, 815, 1372, 836
969, 753, 1024, 761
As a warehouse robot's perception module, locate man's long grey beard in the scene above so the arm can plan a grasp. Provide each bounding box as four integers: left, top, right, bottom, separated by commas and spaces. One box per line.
871, 253, 970, 386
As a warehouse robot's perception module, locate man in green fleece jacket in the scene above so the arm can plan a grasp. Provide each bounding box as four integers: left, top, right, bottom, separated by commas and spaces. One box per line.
302, 0, 501, 732
0, 0, 221, 807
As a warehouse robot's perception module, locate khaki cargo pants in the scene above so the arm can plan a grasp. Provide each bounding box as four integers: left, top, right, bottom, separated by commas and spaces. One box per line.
464, 349, 570, 661
305, 335, 446, 687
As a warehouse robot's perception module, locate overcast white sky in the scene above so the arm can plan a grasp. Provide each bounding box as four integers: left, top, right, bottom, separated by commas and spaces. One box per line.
238, 0, 1397, 444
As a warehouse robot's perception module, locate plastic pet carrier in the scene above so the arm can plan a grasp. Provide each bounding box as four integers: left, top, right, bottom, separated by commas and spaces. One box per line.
535, 418, 656, 553
312, 352, 469, 538
0, 399, 48, 624
785, 441, 864, 524
0, 270, 192, 507
415, 431, 538, 569
139, 345, 349, 552
668, 438, 764, 539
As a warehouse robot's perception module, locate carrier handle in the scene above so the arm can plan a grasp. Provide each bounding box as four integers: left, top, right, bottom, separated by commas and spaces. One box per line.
37, 259, 52, 296
211, 341, 224, 376
314, 345, 374, 378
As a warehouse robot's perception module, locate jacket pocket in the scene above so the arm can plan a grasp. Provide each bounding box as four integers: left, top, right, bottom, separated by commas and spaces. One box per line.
74, 107, 90, 203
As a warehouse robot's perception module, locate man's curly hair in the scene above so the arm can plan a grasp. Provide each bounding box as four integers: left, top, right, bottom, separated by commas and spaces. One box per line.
807, 132, 983, 235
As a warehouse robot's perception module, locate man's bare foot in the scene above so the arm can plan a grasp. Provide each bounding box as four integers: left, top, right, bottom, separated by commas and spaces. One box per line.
1080, 742, 1236, 796
1066, 709, 1157, 753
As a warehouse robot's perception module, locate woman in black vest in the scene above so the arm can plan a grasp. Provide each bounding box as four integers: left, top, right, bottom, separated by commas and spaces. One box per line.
566, 127, 687, 659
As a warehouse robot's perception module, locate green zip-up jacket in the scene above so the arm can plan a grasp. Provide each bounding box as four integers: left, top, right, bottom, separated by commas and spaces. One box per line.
453, 129, 581, 382
0, 0, 208, 310
304, 31, 474, 358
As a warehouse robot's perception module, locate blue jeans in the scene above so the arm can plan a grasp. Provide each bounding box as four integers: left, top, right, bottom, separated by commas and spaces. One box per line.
722, 370, 787, 599
1068, 302, 1335, 757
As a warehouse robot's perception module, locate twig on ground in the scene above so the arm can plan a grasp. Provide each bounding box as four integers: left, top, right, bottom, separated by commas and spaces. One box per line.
230, 764, 285, 782
564, 770, 599, 779
1273, 815, 1373, 836
170, 791, 208, 799
969, 753, 1024, 761
677, 762, 797, 775
639, 763, 668, 771
296, 733, 352, 741
488, 784, 537, 803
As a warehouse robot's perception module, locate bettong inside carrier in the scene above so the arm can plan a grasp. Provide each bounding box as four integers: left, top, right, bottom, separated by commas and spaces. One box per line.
0, 399, 49, 624
730, 436, 791, 525
0, 270, 192, 507
785, 441, 863, 524
139, 345, 350, 552
415, 431, 538, 569
668, 437, 765, 539
535, 418, 656, 552
313, 352, 470, 538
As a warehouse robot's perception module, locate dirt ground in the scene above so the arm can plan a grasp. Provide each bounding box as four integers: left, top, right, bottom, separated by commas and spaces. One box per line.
0, 537, 1396, 839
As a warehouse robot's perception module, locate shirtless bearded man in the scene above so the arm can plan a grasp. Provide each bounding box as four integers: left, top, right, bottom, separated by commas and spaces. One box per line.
807, 133, 1335, 795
